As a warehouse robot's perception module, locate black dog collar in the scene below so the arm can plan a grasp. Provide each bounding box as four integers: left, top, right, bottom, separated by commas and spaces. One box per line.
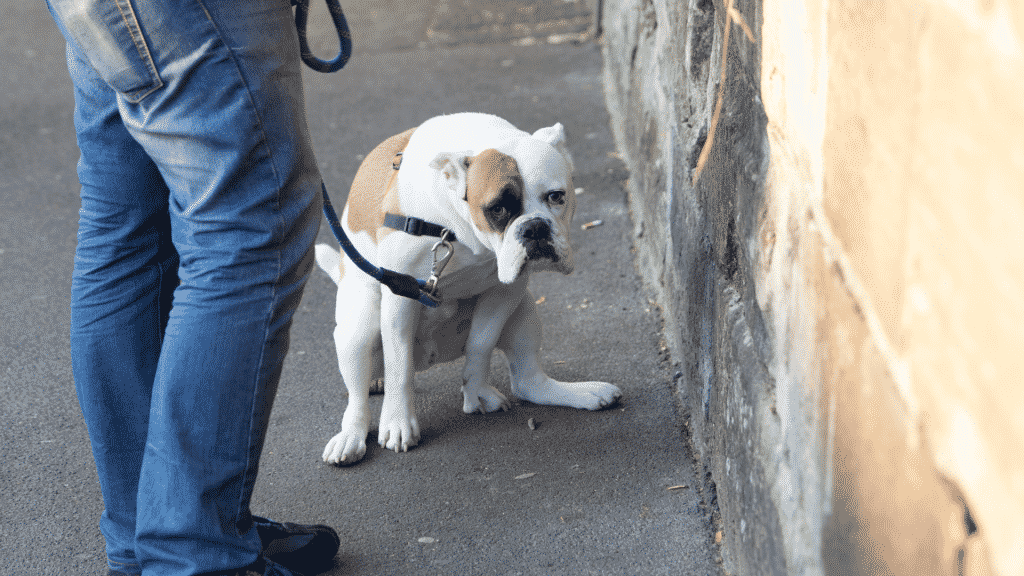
383, 213, 456, 242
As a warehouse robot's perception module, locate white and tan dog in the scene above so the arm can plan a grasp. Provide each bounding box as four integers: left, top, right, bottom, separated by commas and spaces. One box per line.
315, 112, 621, 465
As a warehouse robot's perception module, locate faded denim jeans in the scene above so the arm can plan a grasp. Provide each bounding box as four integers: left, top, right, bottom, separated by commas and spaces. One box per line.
45, 0, 322, 573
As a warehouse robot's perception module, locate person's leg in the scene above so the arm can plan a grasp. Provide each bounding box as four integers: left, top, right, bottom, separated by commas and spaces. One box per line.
57, 32, 178, 576
116, 1, 322, 574
48, 0, 323, 573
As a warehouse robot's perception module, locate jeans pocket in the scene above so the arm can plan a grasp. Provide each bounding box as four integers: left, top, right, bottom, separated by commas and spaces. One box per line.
50, 0, 162, 103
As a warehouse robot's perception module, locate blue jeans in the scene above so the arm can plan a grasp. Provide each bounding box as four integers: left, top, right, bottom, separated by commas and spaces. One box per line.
46, 0, 322, 574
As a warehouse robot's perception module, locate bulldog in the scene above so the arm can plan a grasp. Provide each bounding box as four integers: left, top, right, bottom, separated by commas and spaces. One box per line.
315, 112, 622, 465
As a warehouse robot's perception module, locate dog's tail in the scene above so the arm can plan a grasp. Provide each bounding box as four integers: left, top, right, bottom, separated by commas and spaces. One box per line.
314, 243, 342, 284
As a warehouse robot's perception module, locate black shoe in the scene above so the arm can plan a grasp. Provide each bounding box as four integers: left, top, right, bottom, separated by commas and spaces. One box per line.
229, 557, 296, 576
199, 556, 301, 576
253, 516, 340, 575
108, 558, 290, 576
105, 519, 339, 576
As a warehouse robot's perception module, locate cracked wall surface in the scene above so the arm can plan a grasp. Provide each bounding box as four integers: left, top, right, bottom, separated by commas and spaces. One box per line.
602, 0, 1023, 574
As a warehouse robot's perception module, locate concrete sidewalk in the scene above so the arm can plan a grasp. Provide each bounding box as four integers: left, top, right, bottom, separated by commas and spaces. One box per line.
0, 0, 722, 574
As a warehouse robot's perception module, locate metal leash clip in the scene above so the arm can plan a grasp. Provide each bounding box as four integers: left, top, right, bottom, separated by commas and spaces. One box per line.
421, 229, 455, 304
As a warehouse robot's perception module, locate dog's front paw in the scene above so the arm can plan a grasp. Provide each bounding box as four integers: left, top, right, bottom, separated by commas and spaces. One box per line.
378, 401, 420, 453
462, 384, 511, 414
323, 427, 369, 465
512, 377, 622, 410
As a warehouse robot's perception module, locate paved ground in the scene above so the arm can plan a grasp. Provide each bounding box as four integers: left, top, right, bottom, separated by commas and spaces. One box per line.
0, 0, 722, 574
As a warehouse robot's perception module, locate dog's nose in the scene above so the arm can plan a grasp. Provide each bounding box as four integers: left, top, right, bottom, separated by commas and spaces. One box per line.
520, 219, 551, 241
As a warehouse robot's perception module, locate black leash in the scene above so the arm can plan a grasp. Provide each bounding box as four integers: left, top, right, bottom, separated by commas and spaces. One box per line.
295, 0, 451, 307
294, 0, 351, 73
320, 183, 446, 308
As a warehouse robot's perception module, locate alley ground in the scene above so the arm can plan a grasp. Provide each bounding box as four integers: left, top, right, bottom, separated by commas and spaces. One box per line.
0, 0, 722, 574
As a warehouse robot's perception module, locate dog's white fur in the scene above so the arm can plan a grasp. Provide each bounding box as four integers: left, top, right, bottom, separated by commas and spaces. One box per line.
315, 113, 621, 465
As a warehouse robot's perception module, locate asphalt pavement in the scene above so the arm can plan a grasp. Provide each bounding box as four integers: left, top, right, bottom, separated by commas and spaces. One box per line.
0, 0, 722, 574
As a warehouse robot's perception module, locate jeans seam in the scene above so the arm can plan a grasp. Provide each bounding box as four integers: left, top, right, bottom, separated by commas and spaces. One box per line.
113, 0, 163, 103
109, 557, 140, 570
189, 0, 289, 533
240, 251, 282, 529
184, 0, 286, 227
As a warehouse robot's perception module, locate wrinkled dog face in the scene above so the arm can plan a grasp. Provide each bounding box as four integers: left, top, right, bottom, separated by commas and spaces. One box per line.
490, 136, 577, 283
431, 124, 577, 283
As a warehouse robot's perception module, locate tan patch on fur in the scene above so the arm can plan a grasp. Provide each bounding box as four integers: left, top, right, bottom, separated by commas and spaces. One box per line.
465, 149, 523, 234
347, 127, 416, 243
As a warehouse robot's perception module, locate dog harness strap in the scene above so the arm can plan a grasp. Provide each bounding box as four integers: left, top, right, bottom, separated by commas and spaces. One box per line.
383, 213, 456, 242
320, 183, 440, 307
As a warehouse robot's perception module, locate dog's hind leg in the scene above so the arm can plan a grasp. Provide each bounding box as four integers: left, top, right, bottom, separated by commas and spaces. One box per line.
500, 294, 622, 410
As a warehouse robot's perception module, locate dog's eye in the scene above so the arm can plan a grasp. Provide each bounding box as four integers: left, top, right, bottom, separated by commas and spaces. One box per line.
488, 205, 507, 218
546, 190, 566, 205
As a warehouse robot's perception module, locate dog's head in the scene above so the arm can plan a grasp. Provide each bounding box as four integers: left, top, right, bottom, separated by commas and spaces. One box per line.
430, 123, 577, 284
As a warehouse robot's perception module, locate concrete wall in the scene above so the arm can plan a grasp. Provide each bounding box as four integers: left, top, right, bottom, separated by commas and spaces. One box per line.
601, 0, 1023, 575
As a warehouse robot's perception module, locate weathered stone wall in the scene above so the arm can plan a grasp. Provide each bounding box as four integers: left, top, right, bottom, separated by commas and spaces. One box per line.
602, 0, 1023, 575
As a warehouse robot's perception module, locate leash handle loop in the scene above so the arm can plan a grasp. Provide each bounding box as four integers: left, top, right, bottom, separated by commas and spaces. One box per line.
294, 0, 352, 73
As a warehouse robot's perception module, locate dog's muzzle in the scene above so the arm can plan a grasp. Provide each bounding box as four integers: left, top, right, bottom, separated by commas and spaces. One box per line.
517, 218, 559, 261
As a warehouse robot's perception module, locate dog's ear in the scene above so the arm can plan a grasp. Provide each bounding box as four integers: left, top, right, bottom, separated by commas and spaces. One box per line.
532, 123, 574, 173
429, 151, 473, 199
532, 123, 566, 147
